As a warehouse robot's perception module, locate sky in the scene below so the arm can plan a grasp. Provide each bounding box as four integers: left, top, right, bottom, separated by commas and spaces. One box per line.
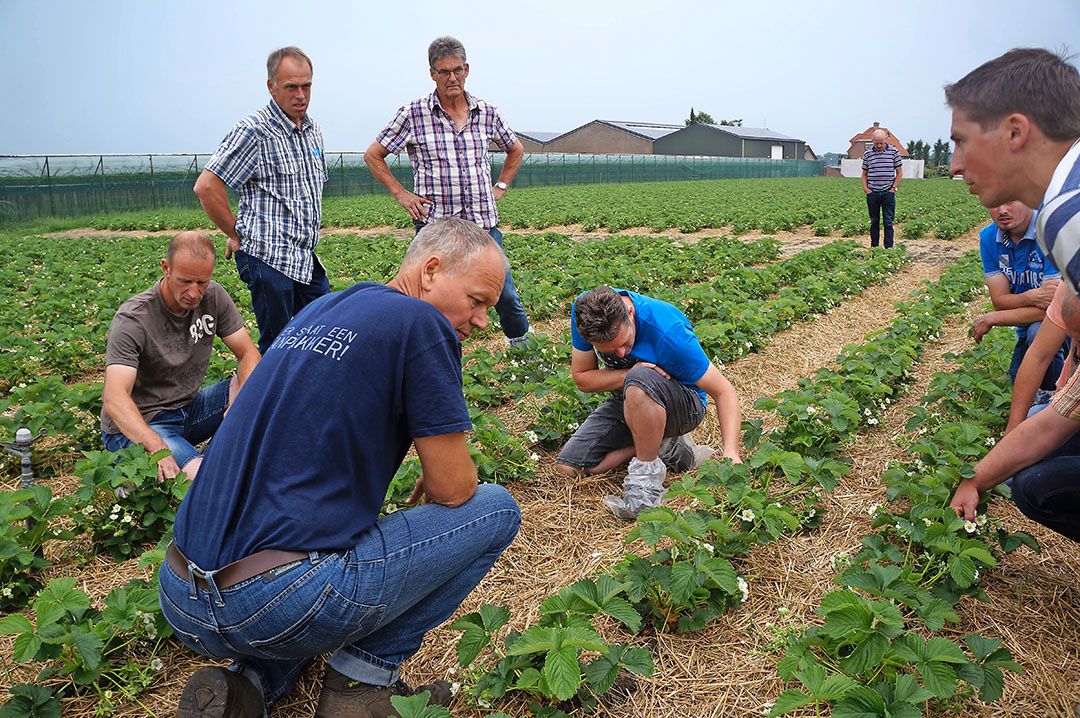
3, 0, 1079, 158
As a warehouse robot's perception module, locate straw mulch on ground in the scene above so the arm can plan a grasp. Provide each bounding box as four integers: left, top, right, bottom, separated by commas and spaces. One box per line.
4, 228, 1078, 717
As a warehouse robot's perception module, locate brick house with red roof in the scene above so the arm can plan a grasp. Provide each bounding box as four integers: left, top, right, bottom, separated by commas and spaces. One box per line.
847, 122, 910, 159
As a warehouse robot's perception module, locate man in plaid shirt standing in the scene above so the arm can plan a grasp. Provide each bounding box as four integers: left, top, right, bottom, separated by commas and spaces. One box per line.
365, 36, 531, 345
195, 46, 328, 354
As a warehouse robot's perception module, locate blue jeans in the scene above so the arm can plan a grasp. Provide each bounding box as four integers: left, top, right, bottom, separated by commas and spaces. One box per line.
866, 189, 896, 248
159, 483, 520, 709
413, 223, 530, 339
236, 250, 330, 354
1008, 321, 1067, 390
101, 378, 231, 469
1011, 432, 1080, 543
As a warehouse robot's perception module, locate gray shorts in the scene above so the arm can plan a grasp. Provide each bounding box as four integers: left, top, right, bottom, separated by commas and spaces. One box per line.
556, 363, 706, 470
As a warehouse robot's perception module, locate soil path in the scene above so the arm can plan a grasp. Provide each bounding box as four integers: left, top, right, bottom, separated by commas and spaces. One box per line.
39, 223, 981, 269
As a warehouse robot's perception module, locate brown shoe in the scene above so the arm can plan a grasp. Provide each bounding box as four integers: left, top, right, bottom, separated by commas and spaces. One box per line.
315, 666, 452, 718
176, 667, 264, 717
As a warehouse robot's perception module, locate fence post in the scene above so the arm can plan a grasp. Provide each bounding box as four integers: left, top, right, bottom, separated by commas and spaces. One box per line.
338, 153, 345, 197
43, 156, 56, 217
149, 154, 158, 209
97, 155, 107, 212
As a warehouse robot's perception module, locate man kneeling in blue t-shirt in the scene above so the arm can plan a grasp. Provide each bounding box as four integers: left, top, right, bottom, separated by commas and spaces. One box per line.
556, 286, 743, 519
160, 218, 521, 717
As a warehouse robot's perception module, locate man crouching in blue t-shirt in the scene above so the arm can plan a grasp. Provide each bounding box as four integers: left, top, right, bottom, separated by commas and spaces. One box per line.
555, 286, 743, 519
160, 217, 521, 717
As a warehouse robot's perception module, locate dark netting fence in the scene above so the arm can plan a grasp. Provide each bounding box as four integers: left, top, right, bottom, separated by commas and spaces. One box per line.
0, 152, 824, 224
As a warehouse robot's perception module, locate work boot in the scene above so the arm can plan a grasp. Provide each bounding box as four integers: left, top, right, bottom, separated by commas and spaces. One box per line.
315, 665, 453, 718
658, 434, 715, 472
602, 457, 667, 520
176, 667, 264, 718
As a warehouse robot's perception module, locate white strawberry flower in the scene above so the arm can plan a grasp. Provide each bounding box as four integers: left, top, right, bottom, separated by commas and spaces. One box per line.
740, 508, 756, 522
964, 520, 978, 534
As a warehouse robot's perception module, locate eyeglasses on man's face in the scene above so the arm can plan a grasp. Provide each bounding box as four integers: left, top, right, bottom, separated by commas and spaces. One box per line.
434, 65, 467, 78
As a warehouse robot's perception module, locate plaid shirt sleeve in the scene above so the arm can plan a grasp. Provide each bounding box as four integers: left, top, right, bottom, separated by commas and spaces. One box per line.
205, 124, 260, 191
1051, 365, 1080, 420
376, 106, 413, 155
490, 108, 517, 152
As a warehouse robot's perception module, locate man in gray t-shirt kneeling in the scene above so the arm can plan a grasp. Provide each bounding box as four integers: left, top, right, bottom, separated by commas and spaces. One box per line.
101, 231, 260, 481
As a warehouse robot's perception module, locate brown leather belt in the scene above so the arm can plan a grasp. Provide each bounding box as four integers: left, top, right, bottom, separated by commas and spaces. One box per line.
166, 542, 308, 591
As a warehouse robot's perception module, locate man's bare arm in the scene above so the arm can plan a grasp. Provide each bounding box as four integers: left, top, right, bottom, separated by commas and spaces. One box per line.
220, 328, 261, 389
413, 432, 477, 507
570, 348, 628, 393
102, 365, 181, 480
193, 170, 241, 259
971, 306, 1048, 342
985, 274, 1059, 311
363, 141, 432, 221
494, 139, 524, 198
1006, 319, 1067, 433
695, 364, 742, 462
951, 405, 1080, 519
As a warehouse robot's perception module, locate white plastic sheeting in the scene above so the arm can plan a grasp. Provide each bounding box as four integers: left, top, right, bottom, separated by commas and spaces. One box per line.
840, 158, 925, 179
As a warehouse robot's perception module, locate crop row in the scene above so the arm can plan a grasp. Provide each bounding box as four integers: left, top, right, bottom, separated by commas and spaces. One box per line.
0, 232, 780, 393
767, 329, 1030, 717
11, 178, 988, 241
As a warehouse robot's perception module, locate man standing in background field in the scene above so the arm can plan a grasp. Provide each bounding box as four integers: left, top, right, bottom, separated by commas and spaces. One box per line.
194, 46, 328, 354
971, 201, 1065, 387
364, 36, 532, 346
101, 231, 260, 482
861, 129, 903, 249
945, 47, 1080, 544
555, 286, 742, 519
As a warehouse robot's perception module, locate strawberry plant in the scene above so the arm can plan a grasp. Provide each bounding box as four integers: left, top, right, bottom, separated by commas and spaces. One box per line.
71, 446, 189, 562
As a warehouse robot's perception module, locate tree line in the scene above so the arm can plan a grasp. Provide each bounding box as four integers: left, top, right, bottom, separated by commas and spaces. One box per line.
906, 138, 952, 176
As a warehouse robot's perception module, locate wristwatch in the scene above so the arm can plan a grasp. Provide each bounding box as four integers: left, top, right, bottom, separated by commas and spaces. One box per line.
494, 181, 508, 191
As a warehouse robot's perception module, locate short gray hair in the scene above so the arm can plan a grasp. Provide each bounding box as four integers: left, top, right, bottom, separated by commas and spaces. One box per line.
945, 47, 1080, 142
267, 46, 313, 84
428, 36, 466, 69
402, 218, 502, 276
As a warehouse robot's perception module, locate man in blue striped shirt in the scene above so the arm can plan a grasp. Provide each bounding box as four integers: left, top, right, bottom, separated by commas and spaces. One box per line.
947, 48, 1080, 548
861, 130, 903, 248
195, 47, 328, 354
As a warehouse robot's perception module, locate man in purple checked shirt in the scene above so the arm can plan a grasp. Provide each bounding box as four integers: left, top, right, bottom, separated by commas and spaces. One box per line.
365, 36, 531, 346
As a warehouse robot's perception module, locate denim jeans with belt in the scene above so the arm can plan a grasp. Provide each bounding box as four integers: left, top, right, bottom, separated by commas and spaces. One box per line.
235, 250, 330, 354
413, 222, 530, 339
866, 189, 896, 248
159, 483, 521, 709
